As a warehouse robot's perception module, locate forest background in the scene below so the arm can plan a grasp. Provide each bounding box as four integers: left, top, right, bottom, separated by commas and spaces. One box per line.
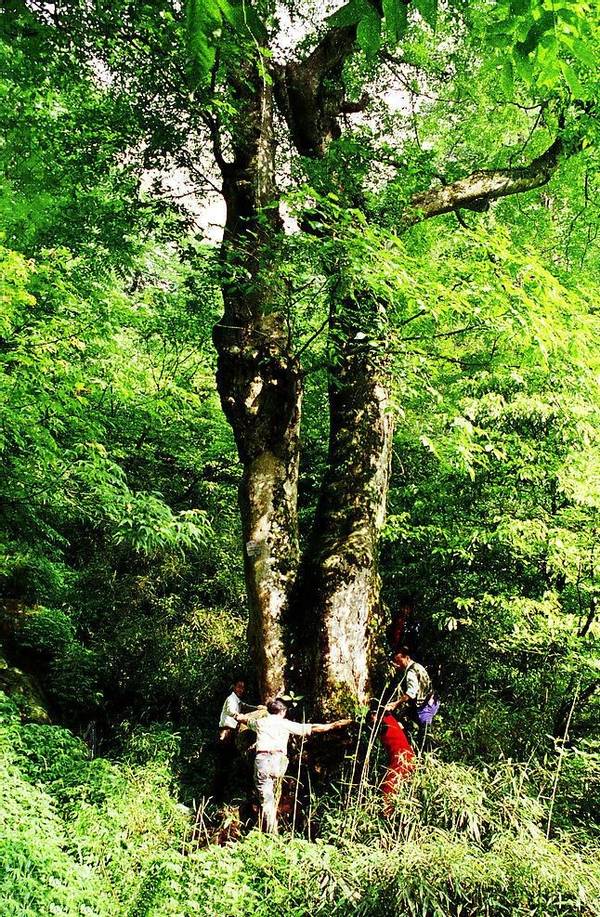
0, 0, 599, 914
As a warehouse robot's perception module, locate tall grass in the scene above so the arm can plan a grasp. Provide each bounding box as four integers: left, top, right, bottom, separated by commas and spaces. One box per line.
2, 690, 599, 917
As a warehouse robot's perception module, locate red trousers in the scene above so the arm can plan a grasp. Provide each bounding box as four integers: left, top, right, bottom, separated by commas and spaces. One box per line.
380, 714, 415, 799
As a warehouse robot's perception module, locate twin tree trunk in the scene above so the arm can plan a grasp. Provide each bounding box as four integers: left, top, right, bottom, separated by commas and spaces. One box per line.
212, 52, 394, 713
215, 282, 393, 712
212, 79, 303, 702
208, 19, 574, 713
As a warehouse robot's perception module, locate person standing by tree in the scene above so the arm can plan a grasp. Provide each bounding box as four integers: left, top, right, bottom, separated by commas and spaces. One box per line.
214, 677, 263, 804
236, 698, 352, 834
367, 705, 415, 815
16, 0, 597, 728
385, 648, 440, 750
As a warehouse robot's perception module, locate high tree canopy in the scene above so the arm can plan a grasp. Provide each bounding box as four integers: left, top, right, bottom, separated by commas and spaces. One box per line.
2, 0, 599, 714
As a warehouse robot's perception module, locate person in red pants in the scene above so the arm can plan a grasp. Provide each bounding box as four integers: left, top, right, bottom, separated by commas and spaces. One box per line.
368, 707, 415, 814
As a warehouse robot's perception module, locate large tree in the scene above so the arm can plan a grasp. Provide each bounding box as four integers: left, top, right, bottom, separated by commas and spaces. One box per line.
6, 0, 598, 712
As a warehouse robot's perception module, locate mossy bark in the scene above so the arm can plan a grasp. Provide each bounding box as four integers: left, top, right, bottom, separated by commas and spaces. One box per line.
213, 42, 394, 709
294, 298, 394, 714
0, 650, 51, 723
213, 66, 301, 700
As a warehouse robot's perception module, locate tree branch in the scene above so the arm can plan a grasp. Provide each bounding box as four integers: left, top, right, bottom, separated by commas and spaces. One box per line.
273, 25, 357, 158
272, 4, 387, 158
403, 134, 581, 228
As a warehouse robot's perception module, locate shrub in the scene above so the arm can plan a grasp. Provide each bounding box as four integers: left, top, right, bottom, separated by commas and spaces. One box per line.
2, 692, 599, 917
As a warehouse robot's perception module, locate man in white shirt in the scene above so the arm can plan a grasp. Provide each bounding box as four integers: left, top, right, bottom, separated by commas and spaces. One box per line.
214, 678, 247, 803
236, 697, 351, 834
219, 679, 246, 735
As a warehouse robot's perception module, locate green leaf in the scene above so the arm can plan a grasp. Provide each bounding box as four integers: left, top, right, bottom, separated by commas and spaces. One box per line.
185, 0, 268, 83
228, 0, 268, 42
356, 8, 382, 59
185, 0, 219, 82
570, 39, 598, 70
500, 59, 514, 96
510, 0, 529, 16
327, 0, 372, 28
216, 0, 235, 26
383, 0, 408, 45
414, 0, 438, 31
513, 50, 533, 83
560, 61, 588, 99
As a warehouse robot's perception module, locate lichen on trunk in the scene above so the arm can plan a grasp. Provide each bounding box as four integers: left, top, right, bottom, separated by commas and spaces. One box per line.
212, 35, 396, 710
238, 444, 300, 700
212, 62, 302, 700
295, 296, 395, 714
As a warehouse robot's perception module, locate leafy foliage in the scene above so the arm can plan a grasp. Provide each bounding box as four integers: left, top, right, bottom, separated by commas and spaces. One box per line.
1, 0, 599, 912
485, 0, 600, 97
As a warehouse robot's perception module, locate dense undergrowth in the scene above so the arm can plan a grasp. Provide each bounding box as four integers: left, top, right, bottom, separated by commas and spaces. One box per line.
2, 690, 599, 917
2, 3, 600, 915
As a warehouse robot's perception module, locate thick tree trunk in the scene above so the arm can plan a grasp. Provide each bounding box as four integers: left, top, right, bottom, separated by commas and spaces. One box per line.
275, 51, 396, 714
297, 297, 394, 713
212, 32, 397, 707
211, 19, 581, 714
212, 74, 300, 700
215, 296, 302, 699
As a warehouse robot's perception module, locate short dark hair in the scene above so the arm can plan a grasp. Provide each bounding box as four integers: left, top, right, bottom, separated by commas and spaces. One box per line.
395, 646, 411, 658
267, 698, 287, 715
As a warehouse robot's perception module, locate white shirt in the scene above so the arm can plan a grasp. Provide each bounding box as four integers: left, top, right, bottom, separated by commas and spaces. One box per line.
219, 691, 241, 729
405, 667, 420, 700
253, 714, 312, 754
402, 662, 432, 703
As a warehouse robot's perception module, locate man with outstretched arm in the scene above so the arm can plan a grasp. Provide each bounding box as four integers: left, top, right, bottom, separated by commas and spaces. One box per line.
236, 697, 352, 834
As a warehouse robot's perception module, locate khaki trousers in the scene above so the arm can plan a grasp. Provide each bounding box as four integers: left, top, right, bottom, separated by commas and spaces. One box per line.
254, 752, 288, 834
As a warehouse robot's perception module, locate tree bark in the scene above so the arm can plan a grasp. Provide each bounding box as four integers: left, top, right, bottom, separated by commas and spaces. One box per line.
295, 295, 394, 714
275, 39, 396, 714
212, 67, 301, 700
